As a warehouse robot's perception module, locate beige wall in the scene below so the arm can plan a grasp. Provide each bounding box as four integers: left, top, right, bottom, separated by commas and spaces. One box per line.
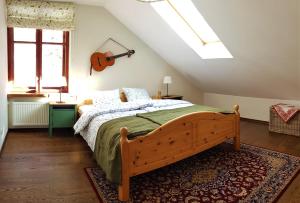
204, 93, 300, 122
69, 5, 203, 103
0, 0, 8, 150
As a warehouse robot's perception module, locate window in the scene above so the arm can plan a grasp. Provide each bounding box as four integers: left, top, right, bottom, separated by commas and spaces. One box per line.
151, 0, 232, 59
7, 27, 69, 92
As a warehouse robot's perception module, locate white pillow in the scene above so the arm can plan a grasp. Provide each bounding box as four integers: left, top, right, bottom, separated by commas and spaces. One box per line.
92, 89, 121, 105
122, 88, 151, 102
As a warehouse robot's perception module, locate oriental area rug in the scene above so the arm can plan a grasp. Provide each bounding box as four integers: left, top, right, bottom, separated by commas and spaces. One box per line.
85, 142, 300, 203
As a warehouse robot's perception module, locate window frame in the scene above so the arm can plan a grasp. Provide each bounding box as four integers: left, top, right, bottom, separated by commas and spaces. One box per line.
7, 28, 70, 93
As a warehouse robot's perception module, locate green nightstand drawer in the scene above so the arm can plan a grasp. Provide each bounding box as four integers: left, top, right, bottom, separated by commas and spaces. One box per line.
52, 109, 75, 128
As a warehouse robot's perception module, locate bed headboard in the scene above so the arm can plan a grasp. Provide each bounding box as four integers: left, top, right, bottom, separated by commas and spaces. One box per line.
79, 91, 127, 107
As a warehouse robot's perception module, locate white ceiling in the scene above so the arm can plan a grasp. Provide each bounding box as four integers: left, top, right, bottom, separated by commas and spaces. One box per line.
71, 0, 300, 100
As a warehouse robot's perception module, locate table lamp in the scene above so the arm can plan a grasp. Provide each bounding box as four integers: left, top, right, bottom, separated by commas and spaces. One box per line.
57, 76, 67, 103
163, 76, 172, 96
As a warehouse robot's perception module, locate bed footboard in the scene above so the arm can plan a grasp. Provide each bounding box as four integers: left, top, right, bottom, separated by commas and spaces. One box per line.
119, 105, 240, 201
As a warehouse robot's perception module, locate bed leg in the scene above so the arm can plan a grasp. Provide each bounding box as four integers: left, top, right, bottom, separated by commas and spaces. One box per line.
234, 135, 240, 151
233, 105, 240, 151
119, 127, 130, 201
118, 179, 130, 201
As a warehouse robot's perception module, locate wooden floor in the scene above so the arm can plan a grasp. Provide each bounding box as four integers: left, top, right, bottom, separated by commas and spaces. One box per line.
0, 120, 299, 203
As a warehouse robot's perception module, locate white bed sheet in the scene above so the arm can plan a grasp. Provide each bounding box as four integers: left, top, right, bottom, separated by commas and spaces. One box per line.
75, 99, 193, 151
78, 105, 96, 115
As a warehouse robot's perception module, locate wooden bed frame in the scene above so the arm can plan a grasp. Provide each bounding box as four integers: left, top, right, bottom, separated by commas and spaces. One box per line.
77, 91, 239, 201
118, 105, 240, 201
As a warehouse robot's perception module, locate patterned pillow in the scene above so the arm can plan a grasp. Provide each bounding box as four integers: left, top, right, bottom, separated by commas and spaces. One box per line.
122, 88, 151, 102
92, 89, 121, 105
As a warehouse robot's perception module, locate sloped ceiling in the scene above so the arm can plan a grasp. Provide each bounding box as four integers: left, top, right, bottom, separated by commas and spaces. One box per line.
91, 0, 300, 100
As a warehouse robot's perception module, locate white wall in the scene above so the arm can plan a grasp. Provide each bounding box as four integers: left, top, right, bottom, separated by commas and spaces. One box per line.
204, 93, 300, 122
69, 5, 203, 103
0, 0, 8, 151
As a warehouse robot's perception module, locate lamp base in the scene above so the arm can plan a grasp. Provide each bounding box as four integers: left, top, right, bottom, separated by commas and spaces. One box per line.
166, 84, 169, 97
57, 90, 65, 104
56, 101, 65, 104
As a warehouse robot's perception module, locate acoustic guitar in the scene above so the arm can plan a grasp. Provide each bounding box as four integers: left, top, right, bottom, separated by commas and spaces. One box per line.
90, 50, 135, 72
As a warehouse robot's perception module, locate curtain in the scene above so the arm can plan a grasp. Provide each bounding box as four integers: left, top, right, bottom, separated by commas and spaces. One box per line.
6, 0, 75, 30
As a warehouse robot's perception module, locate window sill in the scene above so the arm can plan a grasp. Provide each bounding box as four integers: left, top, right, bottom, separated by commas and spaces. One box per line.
7, 92, 48, 98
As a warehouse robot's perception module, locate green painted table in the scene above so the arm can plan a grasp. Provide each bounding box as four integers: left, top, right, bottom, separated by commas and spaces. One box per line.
48, 102, 77, 136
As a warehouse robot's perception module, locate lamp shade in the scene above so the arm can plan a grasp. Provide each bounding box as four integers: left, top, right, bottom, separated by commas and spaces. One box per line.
57, 76, 67, 87
163, 76, 172, 84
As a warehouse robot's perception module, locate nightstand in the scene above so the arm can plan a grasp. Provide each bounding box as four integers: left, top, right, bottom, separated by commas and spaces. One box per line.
161, 95, 183, 100
48, 102, 77, 136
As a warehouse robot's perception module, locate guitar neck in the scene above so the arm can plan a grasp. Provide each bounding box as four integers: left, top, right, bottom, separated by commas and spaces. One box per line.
111, 52, 129, 59
106, 50, 135, 61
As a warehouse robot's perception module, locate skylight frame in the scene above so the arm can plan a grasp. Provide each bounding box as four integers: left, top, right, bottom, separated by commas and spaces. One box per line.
151, 0, 233, 59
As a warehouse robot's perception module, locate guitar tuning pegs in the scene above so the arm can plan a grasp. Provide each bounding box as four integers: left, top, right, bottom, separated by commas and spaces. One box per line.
128, 50, 135, 57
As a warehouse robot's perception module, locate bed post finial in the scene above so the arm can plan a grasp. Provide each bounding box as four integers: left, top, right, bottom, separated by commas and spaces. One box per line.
119, 127, 130, 201
233, 104, 240, 115
120, 127, 128, 140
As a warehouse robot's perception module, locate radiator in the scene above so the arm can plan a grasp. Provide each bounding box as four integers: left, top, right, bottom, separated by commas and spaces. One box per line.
9, 102, 49, 128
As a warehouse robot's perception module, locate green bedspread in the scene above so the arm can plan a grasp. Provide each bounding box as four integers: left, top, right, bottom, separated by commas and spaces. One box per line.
137, 105, 229, 125
93, 105, 231, 184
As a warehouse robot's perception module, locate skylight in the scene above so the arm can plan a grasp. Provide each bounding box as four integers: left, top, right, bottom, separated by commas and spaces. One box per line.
151, 0, 233, 59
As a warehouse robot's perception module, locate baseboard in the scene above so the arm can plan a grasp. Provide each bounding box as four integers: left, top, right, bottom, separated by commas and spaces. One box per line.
9, 125, 48, 129
241, 117, 269, 125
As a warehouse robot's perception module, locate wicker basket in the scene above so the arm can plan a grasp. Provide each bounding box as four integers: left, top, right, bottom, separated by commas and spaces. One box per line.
269, 107, 300, 137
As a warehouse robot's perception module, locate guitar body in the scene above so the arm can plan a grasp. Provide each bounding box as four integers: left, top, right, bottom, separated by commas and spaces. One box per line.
90, 50, 135, 72
90, 51, 115, 72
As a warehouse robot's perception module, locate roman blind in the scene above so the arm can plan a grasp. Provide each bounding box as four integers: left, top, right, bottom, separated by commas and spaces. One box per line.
6, 0, 75, 30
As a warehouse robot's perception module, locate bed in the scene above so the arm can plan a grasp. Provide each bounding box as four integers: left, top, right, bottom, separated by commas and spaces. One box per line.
74, 89, 240, 201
